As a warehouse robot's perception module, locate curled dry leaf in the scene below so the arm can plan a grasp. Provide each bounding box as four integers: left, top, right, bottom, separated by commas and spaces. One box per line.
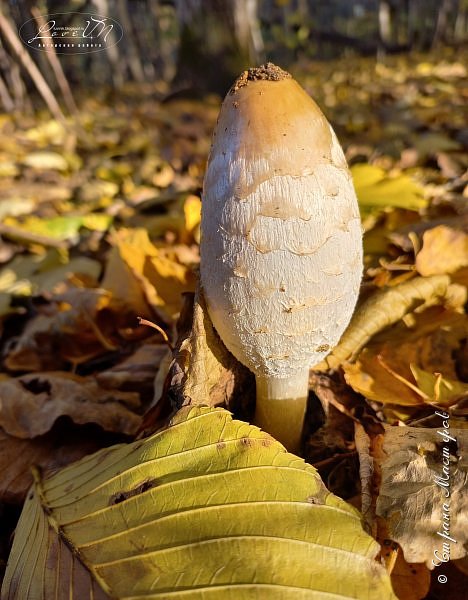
363, 425, 468, 567
318, 274, 459, 370
0, 372, 141, 439
416, 225, 468, 277
355, 425, 431, 600
168, 287, 253, 412
342, 307, 467, 410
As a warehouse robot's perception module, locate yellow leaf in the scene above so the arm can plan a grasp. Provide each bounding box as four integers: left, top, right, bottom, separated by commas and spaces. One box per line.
351, 164, 427, 213
319, 275, 454, 370
102, 228, 195, 321
343, 350, 424, 407
22, 151, 69, 172
416, 225, 468, 276
410, 364, 468, 406
2, 407, 396, 599
341, 307, 467, 410
183, 194, 202, 238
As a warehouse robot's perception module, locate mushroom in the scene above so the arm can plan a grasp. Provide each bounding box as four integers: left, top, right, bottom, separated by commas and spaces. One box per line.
200, 63, 362, 452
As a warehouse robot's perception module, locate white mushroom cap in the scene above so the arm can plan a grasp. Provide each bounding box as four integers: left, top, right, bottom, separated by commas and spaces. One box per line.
201, 64, 362, 381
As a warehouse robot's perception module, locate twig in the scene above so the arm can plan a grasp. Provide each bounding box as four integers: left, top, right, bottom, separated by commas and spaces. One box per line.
30, 7, 79, 115
137, 317, 174, 351
0, 8, 66, 123
0, 69, 13, 111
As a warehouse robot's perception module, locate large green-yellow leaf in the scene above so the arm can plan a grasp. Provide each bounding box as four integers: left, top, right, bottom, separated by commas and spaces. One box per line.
2, 407, 396, 599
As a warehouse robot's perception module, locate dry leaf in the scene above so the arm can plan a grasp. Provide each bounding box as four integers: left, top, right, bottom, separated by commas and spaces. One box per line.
376, 425, 468, 567
416, 225, 468, 277
321, 275, 461, 370
410, 365, 468, 407
168, 287, 250, 409
0, 425, 104, 504
96, 343, 167, 396
343, 308, 467, 409
102, 228, 196, 321
389, 545, 431, 600
4, 287, 140, 372
0, 372, 141, 438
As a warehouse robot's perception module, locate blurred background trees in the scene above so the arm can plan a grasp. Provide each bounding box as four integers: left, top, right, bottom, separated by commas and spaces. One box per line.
0, 0, 466, 111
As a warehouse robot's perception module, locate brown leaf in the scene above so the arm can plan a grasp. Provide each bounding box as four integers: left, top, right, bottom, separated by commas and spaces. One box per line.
0, 425, 105, 504
416, 225, 468, 277
375, 425, 467, 566
167, 287, 254, 413
4, 288, 136, 372
0, 372, 141, 439
390, 553, 431, 600
96, 343, 167, 395
343, 307, 467, 410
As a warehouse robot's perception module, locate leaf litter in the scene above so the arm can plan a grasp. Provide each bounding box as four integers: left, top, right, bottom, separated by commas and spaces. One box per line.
0, 51, 467, 599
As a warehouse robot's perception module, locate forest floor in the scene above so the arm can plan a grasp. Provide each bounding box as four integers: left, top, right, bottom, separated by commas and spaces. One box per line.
0, 49, 467, 599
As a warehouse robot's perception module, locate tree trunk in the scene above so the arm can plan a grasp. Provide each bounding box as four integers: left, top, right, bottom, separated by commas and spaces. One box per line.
432, 0, 453, 47
173, 0, 263, 95
378, 0, 394, 48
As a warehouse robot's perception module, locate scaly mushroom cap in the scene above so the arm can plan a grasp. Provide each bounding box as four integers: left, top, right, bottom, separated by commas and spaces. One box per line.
201, 63, 362, 379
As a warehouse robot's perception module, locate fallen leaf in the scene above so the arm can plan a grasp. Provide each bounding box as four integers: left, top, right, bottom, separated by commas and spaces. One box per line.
0, 372, 141, 439
4, 288, 129, 371
375, 425, 468, 567
167, 287, 252, 411
102, 228, 196, 321
2, 406, 397, 600
390, 550, 431, 600
344, 348, 423, 407
183, 194, 201, 242
22, 151, 69, 172
416, 225, 468, 276
410, 365, 468, 407
78, 180, 119, 203
2, 214, 112, 243
96, 343, 167, 396
319, 275, 459, 370
0, 425, 104, 504
342, 308, 467, 409
351, 164, 427, 216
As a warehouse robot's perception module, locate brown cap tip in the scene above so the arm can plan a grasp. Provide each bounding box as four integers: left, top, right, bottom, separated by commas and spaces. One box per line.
230, 63, 292, 93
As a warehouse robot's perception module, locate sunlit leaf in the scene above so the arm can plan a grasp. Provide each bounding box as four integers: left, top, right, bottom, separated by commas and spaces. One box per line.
22, 151, 69, 172
416, 225, 468, 276
2, 214, 113, 242
2, 407, 396, 599
410, 365, 468, 406
351, 164, 427, 215
318, 275, 458, 370
102, 228, 196, 321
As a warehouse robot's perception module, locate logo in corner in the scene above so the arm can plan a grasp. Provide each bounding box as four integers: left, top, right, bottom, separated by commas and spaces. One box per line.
19, 12, 123, 55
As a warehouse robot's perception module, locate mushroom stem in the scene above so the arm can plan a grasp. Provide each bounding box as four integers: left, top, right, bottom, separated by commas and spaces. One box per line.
254, 369, 309, 453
